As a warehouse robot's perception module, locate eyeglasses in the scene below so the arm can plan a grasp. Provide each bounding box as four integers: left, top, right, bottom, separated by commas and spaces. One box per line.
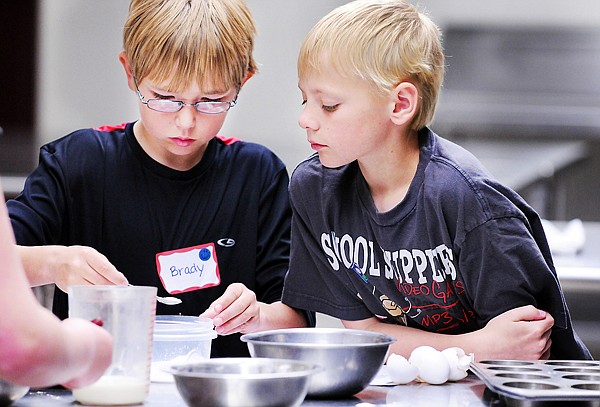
133, 76, 237, 114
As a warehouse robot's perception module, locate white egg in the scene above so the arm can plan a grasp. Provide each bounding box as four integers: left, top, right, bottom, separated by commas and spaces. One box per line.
441, 347, 473, 381
408, 346, 450, 385
385, 353, 419, 384
407, 345, 437, 367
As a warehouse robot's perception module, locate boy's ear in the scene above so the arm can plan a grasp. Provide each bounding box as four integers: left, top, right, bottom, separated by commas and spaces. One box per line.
390, 81, 419, 126
118, 51, 136, 92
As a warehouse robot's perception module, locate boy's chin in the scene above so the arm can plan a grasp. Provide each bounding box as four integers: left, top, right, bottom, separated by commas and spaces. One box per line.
318, 154, 351, 169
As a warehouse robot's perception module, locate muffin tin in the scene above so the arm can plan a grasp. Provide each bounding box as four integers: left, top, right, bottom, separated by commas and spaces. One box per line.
471, 360, 600, 406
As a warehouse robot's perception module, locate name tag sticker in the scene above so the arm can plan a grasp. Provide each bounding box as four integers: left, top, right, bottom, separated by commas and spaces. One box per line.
156, 243, 221, 294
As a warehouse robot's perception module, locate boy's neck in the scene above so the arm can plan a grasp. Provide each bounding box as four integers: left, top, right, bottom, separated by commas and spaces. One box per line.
359, 131, 420, 213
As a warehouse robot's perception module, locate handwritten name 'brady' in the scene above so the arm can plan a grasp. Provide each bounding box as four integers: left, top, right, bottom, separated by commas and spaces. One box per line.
170, 263, 205, 278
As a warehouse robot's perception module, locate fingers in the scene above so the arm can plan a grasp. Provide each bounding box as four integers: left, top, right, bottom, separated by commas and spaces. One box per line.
520, 314, 554, 359
200, 283, 260, 335
59, 317, 113, 389
483, 306, 555, 360
540, 315, 553, 354
540, 312, 555, 332
539, 328, 553, 360
200, 283, 244, 319
83, 247, 128, 285
53, 246, 127, 292
505, 305, 548, 322
540, 337, 553, 360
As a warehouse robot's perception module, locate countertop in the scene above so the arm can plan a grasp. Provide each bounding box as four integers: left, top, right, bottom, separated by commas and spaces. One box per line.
553, 222, 600, 281
13, 375, 494, 406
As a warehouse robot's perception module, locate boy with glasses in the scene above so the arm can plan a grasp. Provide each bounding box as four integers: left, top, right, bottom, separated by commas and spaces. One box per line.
8, 0, 310, 357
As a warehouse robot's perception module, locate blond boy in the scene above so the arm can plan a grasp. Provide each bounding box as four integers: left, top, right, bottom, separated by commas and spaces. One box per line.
9, 0, 309, 358
282, 0, 590, 360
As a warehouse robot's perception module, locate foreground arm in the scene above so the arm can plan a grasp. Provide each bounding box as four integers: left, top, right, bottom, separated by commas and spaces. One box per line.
343, 305, 553, 361
0, 195, 113, 388
17, 245, 128, 292
200, 283, 308, 335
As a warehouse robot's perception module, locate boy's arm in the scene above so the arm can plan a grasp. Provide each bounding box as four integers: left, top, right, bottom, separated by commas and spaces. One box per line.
0, 197, 113, 388
343, 305, 553, 361
17, 245, 128, 291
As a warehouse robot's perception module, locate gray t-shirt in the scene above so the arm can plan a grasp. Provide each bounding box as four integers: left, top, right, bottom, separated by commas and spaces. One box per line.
283, 127, 590, 359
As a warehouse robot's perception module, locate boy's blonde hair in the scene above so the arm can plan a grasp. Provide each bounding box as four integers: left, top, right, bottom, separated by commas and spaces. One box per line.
123, 0, 257, 93
298, 0, 444, 130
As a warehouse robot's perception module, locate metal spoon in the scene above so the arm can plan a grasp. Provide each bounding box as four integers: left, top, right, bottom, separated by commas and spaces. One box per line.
128, 284, 182, 305
156, 295, 182, 306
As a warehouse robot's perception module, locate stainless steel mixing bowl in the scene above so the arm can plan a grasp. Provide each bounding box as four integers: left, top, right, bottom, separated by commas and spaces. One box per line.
241, 328, 396, 398
167, 357, 320, 407
0, 380, 29, 406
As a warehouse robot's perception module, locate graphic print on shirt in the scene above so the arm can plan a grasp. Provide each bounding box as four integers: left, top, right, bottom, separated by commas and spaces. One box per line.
156, 242, 221, 294
321, 231, 475, 333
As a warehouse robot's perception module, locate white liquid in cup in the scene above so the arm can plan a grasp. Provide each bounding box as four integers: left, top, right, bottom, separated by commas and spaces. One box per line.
68, 286, 156, 406
72, 376, 148, 405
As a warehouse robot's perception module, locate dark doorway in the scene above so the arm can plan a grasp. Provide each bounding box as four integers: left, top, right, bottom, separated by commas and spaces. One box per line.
0, 1, 38, 174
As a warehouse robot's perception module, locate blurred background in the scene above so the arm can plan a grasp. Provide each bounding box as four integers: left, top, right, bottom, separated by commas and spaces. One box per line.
2, 1, 600, 356
3, 1, 600, 210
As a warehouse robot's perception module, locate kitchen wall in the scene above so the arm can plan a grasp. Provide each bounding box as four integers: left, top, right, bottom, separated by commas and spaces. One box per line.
35, 1, 600, 173
35, 0, 347, 173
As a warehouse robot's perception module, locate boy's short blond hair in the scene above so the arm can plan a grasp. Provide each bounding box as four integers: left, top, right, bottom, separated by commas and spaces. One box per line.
123, 0, 257, 93
298, 0, 444, 130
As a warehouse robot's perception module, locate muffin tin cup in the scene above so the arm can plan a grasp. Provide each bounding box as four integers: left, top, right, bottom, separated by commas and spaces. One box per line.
471, 360, 600, 406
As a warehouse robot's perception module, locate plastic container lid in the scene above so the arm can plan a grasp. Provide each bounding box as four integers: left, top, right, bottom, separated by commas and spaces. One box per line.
154, 315, 216, 341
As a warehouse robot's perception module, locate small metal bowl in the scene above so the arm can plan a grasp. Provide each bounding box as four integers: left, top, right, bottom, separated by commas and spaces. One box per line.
0, 380, 29, 406
167, 358, 320, 407
241, 328, 396, 398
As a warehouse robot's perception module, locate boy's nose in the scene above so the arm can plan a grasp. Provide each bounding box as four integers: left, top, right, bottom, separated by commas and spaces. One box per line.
175, 105, 197, 128
298, 108, 317, 131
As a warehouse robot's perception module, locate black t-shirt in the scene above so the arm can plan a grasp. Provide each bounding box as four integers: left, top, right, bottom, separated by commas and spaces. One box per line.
283, 127, 590, 360
8, 122, 309, 357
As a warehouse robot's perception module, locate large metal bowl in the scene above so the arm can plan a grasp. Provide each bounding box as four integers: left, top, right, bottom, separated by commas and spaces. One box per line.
0, 380, 29, 406
167, 358, 320, 407
241, 328, 395, 398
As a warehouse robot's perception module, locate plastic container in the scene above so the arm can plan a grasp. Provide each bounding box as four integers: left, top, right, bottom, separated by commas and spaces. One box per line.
69, 285, 157, 405
151, 315, 217, 382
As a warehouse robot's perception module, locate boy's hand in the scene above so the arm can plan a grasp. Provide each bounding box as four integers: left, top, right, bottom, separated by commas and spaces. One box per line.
59, 317, 113, 389
200, 282, 261, 335
52, 246, 129, 292
20, 245, 129, 292
476, 305, 553, 361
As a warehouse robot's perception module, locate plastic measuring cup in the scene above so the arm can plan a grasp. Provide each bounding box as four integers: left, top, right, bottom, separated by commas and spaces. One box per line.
68, 285, 157, 405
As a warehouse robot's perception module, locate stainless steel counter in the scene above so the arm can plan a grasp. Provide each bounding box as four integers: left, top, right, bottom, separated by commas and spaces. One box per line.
14, 375, 491, 406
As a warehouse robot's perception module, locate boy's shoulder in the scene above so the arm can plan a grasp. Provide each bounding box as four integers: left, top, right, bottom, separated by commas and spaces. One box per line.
42, 123, 130, 156
213, 135, 288, 174
215, 135, 279, 156
424, 131, 496, 192
290, 153, 336, 184
423, 130, 531, 221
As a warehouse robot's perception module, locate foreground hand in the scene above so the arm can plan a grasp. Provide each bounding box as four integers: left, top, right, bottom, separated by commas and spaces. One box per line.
59, 318, 113, 389
475, 305, 553, 361
37, 245, 128, 292
200, 283, 261, 335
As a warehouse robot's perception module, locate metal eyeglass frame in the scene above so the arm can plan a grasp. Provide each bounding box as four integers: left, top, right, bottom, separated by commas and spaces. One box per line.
133, 75, 237, 114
